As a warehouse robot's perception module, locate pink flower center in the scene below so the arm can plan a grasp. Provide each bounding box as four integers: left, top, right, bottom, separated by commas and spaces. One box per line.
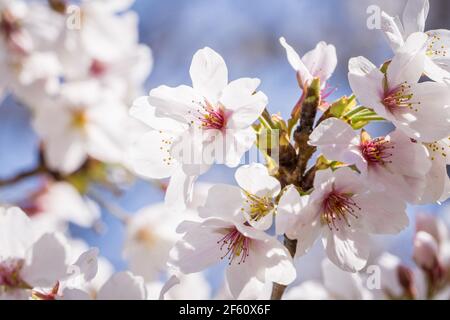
0, 10, 20, 42
217, 228, 250, 265
89, 59, 108, 77
360, 137, 394, 165
321, 190, 360, 231
188, 100, 226, 130
0, 258, 25, 288
383, 82, 420, 112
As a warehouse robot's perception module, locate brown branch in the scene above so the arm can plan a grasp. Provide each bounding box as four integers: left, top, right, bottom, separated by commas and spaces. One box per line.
271, 78, 321, 300
0, 166, 45, 187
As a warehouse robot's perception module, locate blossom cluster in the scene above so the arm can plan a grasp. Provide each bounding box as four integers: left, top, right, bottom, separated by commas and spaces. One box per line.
0, 0, 449, 300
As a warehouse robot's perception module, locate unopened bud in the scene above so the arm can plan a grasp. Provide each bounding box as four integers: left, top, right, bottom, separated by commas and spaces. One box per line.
397, 265, 416, 299
414, 231, 439, 270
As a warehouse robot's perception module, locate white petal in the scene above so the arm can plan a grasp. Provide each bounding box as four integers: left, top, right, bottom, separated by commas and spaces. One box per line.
422, 29, 450, 83
61, 288, 92, 300
279, 37, 313, 85
221, 78, 267, 129
354, 192, 408, 234
148, 85, 202, 124
276, 185, 306, 236
302, 41, 337, 84
129, 96, 186, 133
164, 168, 197, 212
322, 259, 367, 299
393, 81, 450, 142
0, 207, 35, 259
402, 0, 429, 35
387, 32, 427, 89
168, 218, 232, 274
97, 272, 147, 300
189, 47, 228, 104
381, 11, 406, 51
348, 57, 385, 114
309, 118, 359, 161
72, 248, 99, 282
235, 163, 281, 197
222, 128, 256, 167
21, 233, 68, 287
130, 130, 179, 179
323, 229, 370, 272
197, 184, 245, 222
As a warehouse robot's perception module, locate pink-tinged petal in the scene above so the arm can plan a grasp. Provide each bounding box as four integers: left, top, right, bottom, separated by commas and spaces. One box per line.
388, 129, 431, 178
129, 96, 186, 133
387, 32, 427, 89
148, 85, 202, 124
198, 184, 245, 223
164, 168, 197, 212
221, 78, 267, 129
168, 218, 233, 274
309, 118, 359, 161
402, 0, 429, 36
189, 47, 228, 104
381, 12, 406, 51
321, 259, 368, 299
353, 192, 408, 234
235, 163, 281, 197
129, 130, 179, 179
348, 57, 385, 114
323, 228, 370, 272
413, 231, 440, 270
21, 233, 68, 288
393, 81, 450, 142
279, 37, 313, 85
302, 41, 337, 84
97, 272, 147, 300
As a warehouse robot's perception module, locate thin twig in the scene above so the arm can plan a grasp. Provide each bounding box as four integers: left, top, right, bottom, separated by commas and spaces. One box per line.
87, 189, 130, 224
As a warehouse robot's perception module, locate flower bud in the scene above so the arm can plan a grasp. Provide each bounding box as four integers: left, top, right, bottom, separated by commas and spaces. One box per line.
414, 231, 440, 270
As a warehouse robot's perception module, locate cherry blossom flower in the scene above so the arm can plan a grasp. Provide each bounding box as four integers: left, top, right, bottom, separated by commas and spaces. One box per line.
21, 181, 100, 232
381, 0, 450, 83
198, 163, 281, 231
348, 32, 450, 143
123, 203, 198, 281
279, 37, 337, 107
309, 117, 431, 203
130, 47, 267, 209
56, 0, 152, 102
0, 0, 63, 101
32, 81, 129, 175
0, 206, 97, 299
168, 204, 296, 299
278, 167, 408, 272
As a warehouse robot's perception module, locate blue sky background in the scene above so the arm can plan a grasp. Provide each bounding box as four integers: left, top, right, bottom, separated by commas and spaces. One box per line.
1, 0, 449, 286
